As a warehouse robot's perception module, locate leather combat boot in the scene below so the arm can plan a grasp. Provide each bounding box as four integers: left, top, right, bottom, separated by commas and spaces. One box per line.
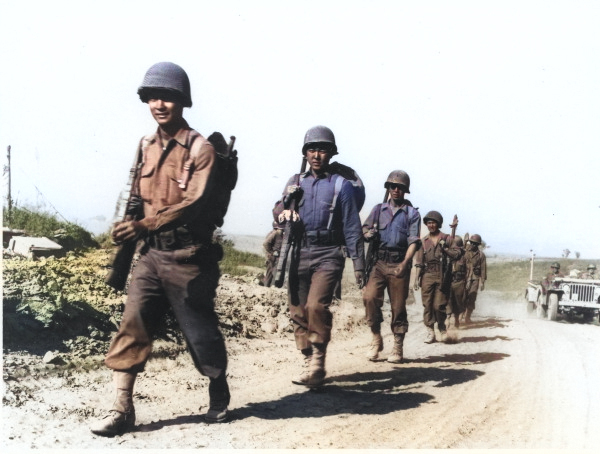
424, 326, 436, 344
465, 308, 473, 324
305, 343, 326, 387
387, 333, 405, 363
446, 314, 454, 330
366, 332, 384, 361
439, 330, 448, 343
206, 371, 230, 423
90, 371, 136, 437
292, 347, 313, 386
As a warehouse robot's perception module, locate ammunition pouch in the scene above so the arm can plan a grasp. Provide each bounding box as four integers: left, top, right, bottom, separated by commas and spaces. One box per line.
377, 247, 407, 263
452, 271, 466, 282
424, 262, 441, 273
302, 229, 343, 247
146, 226, 210, 251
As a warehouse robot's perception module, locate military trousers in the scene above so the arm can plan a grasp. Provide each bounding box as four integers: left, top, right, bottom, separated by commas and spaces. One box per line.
420, 272, 448, 330
105, 246, 229, 405
465, 277, 481, 311
448, 280, 466, 316
263, 256, 276, 287
362, 259, 410, 334
288, 244, 345, 350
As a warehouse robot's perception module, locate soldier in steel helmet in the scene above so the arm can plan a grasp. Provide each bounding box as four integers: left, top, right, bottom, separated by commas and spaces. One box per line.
91, 62, 232, 436
463, 234, 487, 323
413, 210, 460, 343
446, 236, 467, 329
541, 261, 564, 296
262, 220, 285, 287
273, 125, 365, 388
362, 170, 421, 363
581, 264, 598, 280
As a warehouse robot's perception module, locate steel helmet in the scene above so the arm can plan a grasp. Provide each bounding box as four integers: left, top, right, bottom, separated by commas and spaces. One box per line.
302, 125, 338, 155
469, 234, 482, 244
453, 236, 464, 247
137, 62, 192, 107
423, 210, 443, 226
384, 170, 411, 193
551, 262, 560, 270
587, 264, 596, 270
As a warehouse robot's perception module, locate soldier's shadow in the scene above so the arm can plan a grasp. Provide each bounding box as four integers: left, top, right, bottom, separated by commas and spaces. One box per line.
457, 335, 514, 343
233, 365, 486, 421
135, 365, 487, 433
459, 317, 511, 330
410, 352, 510, 365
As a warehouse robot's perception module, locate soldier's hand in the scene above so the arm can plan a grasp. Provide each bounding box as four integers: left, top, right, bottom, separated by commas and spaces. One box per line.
112, 220, 147, 243
480, 282, 485, 291
283, 185, 304, 208
287, 184, 302, 195
393, 261, 408, 278
363, 229, 377, 241
278, 210, 300, 223
355, 270, 366, 289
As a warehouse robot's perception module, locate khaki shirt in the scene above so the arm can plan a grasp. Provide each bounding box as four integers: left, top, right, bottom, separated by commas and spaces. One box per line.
465, 249, 487, 281
134, 121, 217, 237
415, 232, 461, 277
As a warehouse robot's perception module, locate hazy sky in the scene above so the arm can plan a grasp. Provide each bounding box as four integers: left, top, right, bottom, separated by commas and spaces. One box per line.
1, 1, 599, 258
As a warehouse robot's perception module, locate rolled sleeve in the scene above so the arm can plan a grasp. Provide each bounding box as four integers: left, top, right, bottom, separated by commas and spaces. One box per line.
407, 208, 422, 247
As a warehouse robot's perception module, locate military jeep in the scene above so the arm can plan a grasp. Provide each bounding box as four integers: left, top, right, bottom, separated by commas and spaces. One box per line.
526, 277, 600, 322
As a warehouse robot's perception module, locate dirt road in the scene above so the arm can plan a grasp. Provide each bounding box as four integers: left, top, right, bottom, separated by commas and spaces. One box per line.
3, 285, 600, 450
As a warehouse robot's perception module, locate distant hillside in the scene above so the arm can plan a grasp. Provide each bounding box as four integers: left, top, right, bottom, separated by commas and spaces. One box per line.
226, 234, 534, 263
226, 233, 265, 256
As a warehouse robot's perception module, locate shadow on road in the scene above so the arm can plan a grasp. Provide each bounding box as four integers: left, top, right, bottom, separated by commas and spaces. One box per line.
459, 317, 511, 330
135, 365, 486, 430
458, 335, 514, 343
410, 351, 509, 366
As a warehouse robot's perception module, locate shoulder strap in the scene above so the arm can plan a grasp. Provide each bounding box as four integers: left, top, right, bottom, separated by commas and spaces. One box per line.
178, 130, 204, 190
326, 174, 346, 230
374, 203, 384, 229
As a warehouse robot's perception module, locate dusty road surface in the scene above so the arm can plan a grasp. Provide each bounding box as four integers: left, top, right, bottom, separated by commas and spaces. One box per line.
3, 279, 600, 450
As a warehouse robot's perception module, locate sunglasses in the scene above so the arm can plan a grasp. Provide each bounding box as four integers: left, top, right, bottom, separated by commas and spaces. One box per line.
388, 184, 407, 191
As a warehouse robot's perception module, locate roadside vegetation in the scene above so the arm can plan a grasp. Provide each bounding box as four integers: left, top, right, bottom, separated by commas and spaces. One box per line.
3, 205, 98, 250
2, 206, 265, 353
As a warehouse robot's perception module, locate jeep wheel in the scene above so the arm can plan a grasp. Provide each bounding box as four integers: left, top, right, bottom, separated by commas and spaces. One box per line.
536, 295, 546, 319
547, 293, 558, 321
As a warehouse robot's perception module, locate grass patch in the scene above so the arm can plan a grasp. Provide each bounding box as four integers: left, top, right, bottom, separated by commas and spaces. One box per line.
486, 258, 600, 300
220, 239, 265, 276
3, 205, 98, 250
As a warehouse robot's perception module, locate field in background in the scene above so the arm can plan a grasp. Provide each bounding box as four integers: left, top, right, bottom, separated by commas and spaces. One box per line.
227, 233, 600, 302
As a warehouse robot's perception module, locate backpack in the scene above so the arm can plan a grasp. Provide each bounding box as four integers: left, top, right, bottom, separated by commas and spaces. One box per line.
182, 131, 238, 228
328, 161, 365, 212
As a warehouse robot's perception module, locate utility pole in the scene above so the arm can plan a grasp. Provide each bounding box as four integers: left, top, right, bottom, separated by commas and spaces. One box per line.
6, 145, 11, 223
529, 249, 535, 281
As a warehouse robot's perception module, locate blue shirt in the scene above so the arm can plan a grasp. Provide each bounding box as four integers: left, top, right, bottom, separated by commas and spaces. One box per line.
278, 170, 365, 269
363, 202, 421, 249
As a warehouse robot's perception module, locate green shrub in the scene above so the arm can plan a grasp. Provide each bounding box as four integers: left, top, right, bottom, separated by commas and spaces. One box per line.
220, 239, 265, 275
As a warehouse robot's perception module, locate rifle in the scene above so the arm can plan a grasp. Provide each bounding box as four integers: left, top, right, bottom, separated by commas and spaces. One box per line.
105, 145, 144, 291
441, 214, 458, 296
273, 157, 307, 288
364, 189, 389, 286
